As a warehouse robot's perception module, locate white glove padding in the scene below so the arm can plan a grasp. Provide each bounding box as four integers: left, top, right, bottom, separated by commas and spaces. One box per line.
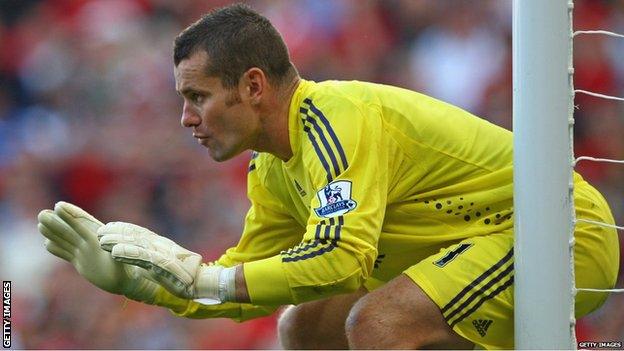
38, 202, 162, 304
97, 222, 236, 304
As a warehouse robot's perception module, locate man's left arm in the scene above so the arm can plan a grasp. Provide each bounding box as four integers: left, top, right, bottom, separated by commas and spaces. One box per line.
100, 97, 389, 307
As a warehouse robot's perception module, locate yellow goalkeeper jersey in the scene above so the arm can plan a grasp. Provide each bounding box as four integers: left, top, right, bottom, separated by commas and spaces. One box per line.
169, 79, 610, 324
221, 78, 524, 306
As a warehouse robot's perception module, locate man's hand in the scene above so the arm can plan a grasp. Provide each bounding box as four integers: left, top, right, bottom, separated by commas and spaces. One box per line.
97, 222, 234, 304
38, 202, 162, 304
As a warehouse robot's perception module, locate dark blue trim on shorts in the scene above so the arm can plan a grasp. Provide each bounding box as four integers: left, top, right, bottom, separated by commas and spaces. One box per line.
441, 247, 514, 314
449, 275, 514, 328
445, 263, 514, 326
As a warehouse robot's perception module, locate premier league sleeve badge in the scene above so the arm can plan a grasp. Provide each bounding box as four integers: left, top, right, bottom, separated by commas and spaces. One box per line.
314, 180, 358, 218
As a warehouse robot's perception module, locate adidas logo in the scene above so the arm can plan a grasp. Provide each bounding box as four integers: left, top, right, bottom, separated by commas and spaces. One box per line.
294, 179, 307, 197
472, 319, 493, 337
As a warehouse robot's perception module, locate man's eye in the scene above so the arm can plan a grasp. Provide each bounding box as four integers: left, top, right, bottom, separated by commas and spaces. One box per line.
189, 93, 203, 104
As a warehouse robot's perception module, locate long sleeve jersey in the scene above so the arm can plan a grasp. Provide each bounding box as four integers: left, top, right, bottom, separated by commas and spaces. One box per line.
170, 79, 583, 319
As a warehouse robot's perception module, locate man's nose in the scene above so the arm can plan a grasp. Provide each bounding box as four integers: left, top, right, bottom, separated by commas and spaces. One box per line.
181, 102, 200, 128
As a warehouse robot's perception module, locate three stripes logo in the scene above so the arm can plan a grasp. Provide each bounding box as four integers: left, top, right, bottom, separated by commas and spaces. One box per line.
472, 319, 493, 337
299, 98, 349, 184
294, 179, 307, 197
441, 248, 514, 329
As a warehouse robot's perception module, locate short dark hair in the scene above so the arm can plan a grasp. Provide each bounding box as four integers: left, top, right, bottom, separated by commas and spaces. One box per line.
174, 3, 296, 88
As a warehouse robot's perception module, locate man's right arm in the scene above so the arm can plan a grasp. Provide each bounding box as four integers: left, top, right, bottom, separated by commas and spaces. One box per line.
173, 172, 306, 319
39, 182, 302, 321
53, 154, 305, 320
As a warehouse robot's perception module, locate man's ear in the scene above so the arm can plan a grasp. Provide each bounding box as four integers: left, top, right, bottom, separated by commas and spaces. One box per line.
241, 67, 266, 106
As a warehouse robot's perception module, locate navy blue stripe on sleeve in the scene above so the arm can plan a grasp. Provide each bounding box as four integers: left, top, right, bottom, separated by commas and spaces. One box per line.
281, 217, 344, 262
324, 217, 334, 239
282, 240, 323, 256
304, 98, 349, 170
335, 215, 344, 240
282, 241, 338, 262
303, 113, 341, 177
302, 124, 333, 183
314, 220, 324, 240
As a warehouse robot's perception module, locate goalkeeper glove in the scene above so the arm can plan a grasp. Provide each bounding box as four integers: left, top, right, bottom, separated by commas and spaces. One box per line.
38, 202, 190, 311
97, 222, 237, 304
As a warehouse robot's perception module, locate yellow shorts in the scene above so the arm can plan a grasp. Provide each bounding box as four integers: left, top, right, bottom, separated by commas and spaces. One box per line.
404, 182, 619, 349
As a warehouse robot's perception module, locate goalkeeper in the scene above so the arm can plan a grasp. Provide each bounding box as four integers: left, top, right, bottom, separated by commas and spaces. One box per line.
38, 4, 619, 349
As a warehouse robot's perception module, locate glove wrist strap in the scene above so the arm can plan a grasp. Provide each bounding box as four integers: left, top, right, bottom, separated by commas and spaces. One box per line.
193, 265, 237, 304
218, 266, 237, 302
194, 265, 222, 304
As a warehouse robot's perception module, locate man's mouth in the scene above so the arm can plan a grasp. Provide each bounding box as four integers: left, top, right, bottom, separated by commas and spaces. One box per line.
194, 135, 210, 147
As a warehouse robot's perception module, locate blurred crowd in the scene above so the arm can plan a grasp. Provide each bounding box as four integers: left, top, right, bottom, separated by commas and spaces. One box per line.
0, 0, 622, 348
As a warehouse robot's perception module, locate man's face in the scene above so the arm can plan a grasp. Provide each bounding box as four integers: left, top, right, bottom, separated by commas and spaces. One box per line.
174, 51, 259, 161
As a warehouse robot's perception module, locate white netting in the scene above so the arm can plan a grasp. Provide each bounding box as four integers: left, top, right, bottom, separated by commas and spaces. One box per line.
572, 27, 624, 296
573, 30, 624, 38
575, 219, 624, 231
574, 90, 624, 102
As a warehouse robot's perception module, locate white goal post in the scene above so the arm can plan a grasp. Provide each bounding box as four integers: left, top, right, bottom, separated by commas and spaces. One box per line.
512, 0, 575, 349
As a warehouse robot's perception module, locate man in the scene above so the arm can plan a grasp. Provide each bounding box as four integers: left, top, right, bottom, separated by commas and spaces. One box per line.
38, 4, 619, 349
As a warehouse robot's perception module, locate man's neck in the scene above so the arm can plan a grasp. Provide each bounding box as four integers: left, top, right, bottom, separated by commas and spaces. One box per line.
255, 76, 301, 162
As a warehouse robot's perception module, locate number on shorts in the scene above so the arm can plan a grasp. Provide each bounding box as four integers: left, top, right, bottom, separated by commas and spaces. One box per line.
434, 243, 473, 267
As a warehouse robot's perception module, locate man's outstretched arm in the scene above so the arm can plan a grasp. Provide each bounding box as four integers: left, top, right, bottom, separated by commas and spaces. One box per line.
39, 201, 277, 321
